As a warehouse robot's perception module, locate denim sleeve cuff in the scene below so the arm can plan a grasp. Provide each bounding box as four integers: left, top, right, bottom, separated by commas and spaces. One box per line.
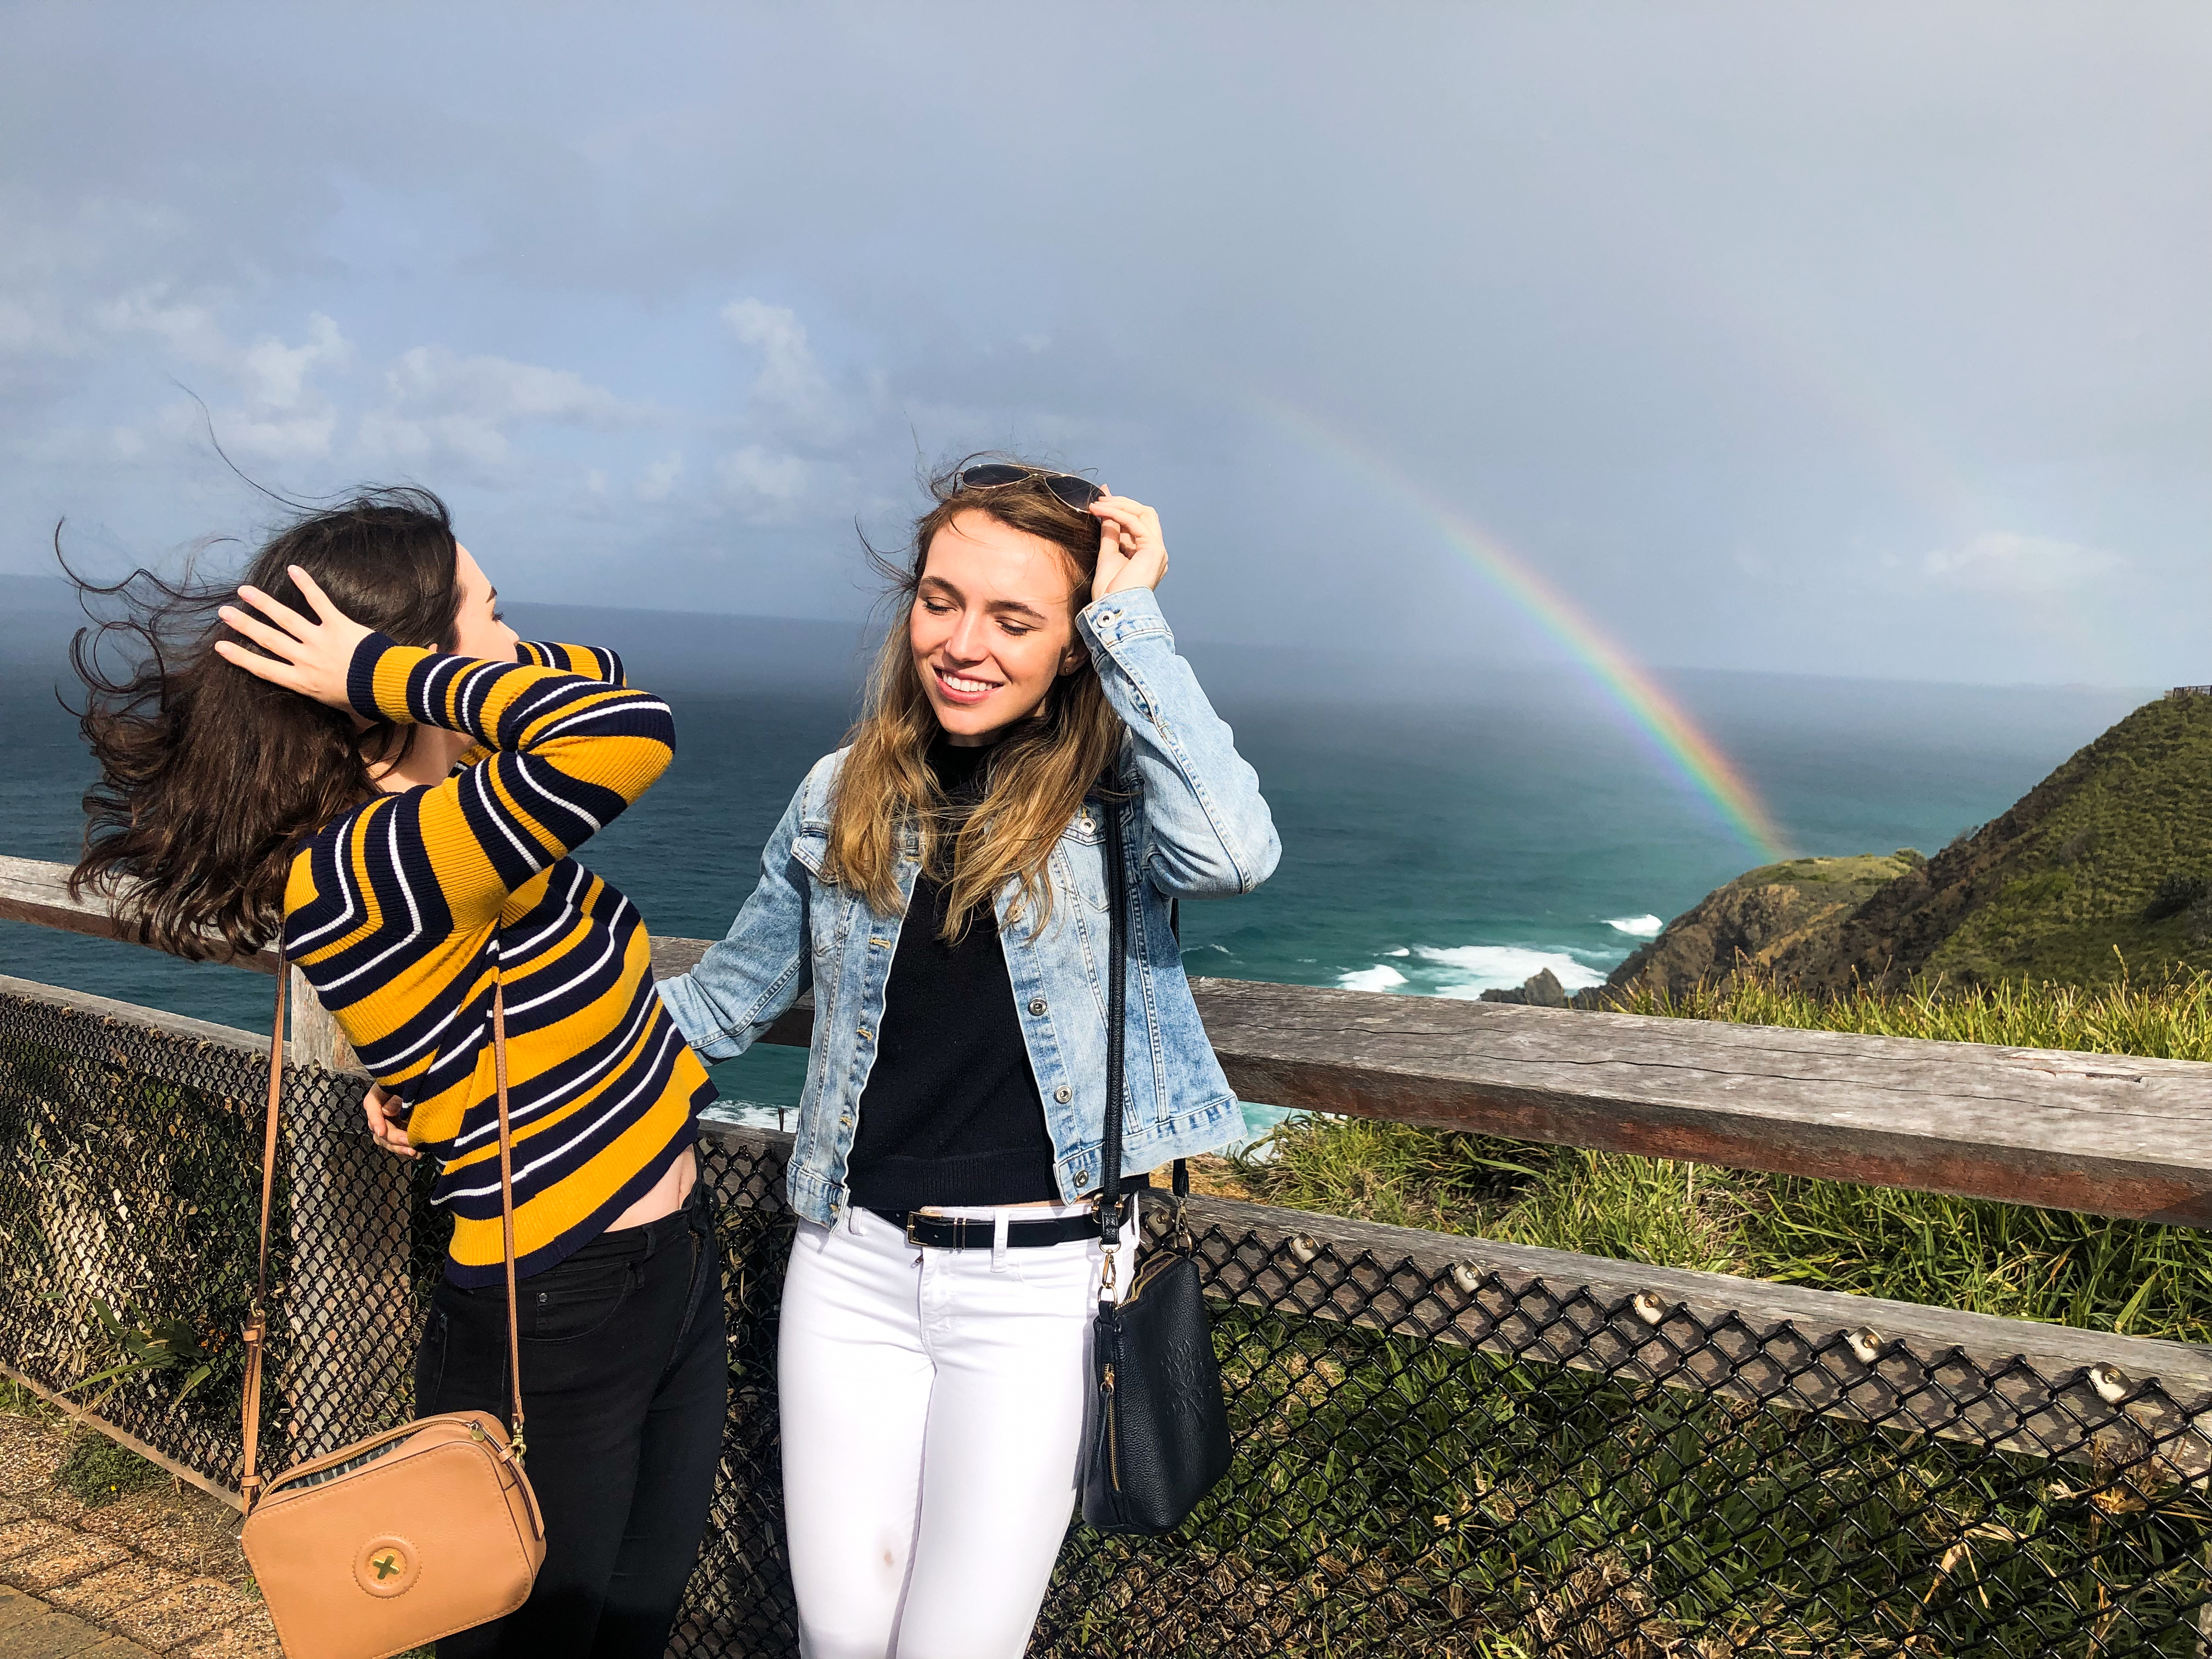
654, 973, 723, 1056
1080, 586, 1173, 652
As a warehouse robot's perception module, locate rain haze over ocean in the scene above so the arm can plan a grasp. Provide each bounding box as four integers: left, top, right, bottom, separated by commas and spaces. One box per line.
4, 4, 2207, 1106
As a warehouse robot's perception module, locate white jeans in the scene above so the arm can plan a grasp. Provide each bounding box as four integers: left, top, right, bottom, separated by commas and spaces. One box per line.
778, 1199, 1137, 1659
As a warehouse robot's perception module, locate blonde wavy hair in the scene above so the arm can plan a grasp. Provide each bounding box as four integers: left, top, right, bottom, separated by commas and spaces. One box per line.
827, 459, 1126, 939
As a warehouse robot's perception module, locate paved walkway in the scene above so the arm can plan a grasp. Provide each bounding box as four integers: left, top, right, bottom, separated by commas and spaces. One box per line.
0, 1413, 277, 1658
0, 1578, 157, 1656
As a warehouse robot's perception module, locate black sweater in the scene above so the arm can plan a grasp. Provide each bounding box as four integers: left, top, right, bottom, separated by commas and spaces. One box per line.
844, 738, 1059, 1211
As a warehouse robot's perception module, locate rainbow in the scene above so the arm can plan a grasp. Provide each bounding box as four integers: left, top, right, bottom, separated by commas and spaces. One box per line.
1256, 400, 1791, 863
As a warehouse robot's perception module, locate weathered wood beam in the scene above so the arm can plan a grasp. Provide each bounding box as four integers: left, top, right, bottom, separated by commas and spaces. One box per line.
1187, 975, 2212, 1227
0, 855, 279, 972
22, 857, 2212, 1225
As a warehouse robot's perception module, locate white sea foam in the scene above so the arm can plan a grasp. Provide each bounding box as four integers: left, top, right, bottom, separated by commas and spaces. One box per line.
1384, 947, 1410, 957
1410, 945, 1609, 993
1338, 964, 1410, 992
1605, 914, 1664, 939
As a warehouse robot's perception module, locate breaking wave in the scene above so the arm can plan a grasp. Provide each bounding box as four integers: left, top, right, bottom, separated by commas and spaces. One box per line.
1336, 945, 1612, 998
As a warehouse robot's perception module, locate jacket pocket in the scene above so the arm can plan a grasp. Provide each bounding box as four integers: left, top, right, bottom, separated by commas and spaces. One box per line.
1057, 829, 1111, 915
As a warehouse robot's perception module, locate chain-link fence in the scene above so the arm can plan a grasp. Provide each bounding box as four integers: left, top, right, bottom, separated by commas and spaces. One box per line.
9, 978, 2212, 1657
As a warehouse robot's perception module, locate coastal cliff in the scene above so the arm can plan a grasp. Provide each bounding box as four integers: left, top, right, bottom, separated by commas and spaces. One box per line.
1547, 692, 2212, 1002
1568, 853, 1922, 1002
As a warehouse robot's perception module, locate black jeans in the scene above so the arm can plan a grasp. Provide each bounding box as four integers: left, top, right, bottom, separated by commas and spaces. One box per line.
416, 1181, 727, 1659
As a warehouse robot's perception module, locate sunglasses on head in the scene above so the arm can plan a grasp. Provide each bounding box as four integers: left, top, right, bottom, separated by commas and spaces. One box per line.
953, 464, 1104, 514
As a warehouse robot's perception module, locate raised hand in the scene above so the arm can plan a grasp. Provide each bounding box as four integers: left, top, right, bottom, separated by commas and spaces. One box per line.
213, 565, 374, 712
1088, 493, 1169, 600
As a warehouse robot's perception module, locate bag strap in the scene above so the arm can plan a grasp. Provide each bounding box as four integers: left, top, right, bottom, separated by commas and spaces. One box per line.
1094, 792, 1194, 1272
239, 951, 526, 1513
236, 956, 288, 1512
1097, 792, 1129, 1271
1166, 899, 1190, 1248
492, 980, 527, 1459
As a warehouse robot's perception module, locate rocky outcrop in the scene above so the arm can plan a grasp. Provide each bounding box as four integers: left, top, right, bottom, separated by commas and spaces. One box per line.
1479, 968, 1569, 1007
1587, 853, 1925, 1002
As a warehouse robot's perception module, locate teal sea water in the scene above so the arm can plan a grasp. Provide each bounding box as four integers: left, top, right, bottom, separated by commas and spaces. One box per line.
0, 596, 2149, 1132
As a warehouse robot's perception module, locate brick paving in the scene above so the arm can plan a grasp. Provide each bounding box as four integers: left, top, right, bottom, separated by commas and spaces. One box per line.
0, 1408, 276, 1658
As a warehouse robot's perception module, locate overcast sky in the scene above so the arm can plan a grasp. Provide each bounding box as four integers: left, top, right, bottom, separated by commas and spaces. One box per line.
4, 3, 2208, 686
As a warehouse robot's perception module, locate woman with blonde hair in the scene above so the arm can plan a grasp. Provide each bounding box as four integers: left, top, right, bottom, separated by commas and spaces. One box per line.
658, 459, 1277, 1658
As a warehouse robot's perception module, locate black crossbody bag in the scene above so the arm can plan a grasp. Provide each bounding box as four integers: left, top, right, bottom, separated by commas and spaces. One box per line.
1079, 792, 1234, 1535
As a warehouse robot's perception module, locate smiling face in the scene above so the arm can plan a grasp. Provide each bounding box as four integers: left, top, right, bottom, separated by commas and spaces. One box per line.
911, 509, 1087, 745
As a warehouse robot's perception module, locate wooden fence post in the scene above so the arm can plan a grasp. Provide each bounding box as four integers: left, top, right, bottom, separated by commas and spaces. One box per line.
279, 969, 416, 1460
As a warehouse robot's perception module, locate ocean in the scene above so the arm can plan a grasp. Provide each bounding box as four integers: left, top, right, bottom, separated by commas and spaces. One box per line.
0, 584, 2149, 1127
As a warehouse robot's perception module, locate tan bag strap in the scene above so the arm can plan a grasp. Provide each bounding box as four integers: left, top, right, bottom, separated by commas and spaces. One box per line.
492, 980, 526, 1459
240, 951, 526, 1514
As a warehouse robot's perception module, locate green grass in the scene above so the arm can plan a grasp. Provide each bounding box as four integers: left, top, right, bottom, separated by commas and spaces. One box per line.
1911, 696, 2212, 986
1240, 972, 2212, 1342
0, 1376, 59, 1420
54, 1428, 166, 1508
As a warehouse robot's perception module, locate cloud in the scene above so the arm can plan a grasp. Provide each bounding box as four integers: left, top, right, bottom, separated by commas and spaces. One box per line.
0, 294, 80, 357
358, 345, 654, 471
722, 297, 837, 435
237, 314, 351, 409
637, 452, 682, 501
95, 287, 234, 365
716, 444, 809, 507
1916, 532, 2124, 596
97, 301, 354, 460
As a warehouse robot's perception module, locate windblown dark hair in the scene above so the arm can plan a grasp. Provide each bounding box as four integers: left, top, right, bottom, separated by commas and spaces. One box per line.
64, 488, 464, 961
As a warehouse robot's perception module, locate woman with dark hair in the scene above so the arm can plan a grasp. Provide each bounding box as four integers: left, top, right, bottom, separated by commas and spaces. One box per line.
657, 460, 1278, 1658
66, 490, 725, 1658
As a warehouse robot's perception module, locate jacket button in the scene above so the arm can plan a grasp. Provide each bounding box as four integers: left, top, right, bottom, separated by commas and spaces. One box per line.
838, 1115, 851, 1127
1028, 997, 1048, 1015
1054, 1085, 1072, 1104
1074, 1168, 1092, 1188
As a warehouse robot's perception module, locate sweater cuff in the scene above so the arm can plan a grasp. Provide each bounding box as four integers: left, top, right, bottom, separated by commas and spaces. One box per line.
345, 631, 403, 723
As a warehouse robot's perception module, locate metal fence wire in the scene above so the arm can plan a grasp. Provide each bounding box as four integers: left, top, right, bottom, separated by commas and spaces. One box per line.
8, 983, 2212, 1657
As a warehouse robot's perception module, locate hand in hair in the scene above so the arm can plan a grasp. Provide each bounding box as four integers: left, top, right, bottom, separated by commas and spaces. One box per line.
363, 1085, 419, 1160
1088, 493, 1170, 600
214, 565, 375, 711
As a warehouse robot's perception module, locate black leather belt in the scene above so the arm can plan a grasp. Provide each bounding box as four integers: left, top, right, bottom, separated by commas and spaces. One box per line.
872, 1201, 1133, 1250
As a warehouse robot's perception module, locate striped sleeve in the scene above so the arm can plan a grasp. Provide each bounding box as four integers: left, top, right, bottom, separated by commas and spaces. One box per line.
341, 634, 674, 928
514, 639, 628, 686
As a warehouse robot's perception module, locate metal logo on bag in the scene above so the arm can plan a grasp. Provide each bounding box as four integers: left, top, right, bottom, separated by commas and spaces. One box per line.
356, 1536, 420, 1598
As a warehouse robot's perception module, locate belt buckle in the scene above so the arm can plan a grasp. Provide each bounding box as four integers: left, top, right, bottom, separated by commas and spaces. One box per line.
905, 1213, 923, 1247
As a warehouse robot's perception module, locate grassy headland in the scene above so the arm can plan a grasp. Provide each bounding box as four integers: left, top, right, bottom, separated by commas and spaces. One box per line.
1236, 973, 2212, 1343
1582, 692, 2212, 1001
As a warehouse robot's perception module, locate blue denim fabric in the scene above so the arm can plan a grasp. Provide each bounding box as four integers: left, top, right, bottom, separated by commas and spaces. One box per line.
656, 588, 1279, 1229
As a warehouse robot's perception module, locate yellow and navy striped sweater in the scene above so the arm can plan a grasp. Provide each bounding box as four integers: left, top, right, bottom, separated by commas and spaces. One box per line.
282, 635, 714, 1286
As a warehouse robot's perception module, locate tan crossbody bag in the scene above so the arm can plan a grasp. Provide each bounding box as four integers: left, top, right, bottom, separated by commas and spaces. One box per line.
238, 958, 546, 1659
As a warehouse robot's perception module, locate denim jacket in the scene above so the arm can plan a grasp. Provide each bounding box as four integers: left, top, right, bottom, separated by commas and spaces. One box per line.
656, 586, 1279, 1229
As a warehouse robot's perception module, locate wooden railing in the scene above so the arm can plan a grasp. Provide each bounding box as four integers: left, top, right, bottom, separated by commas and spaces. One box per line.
10, 853, 2212, 1227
